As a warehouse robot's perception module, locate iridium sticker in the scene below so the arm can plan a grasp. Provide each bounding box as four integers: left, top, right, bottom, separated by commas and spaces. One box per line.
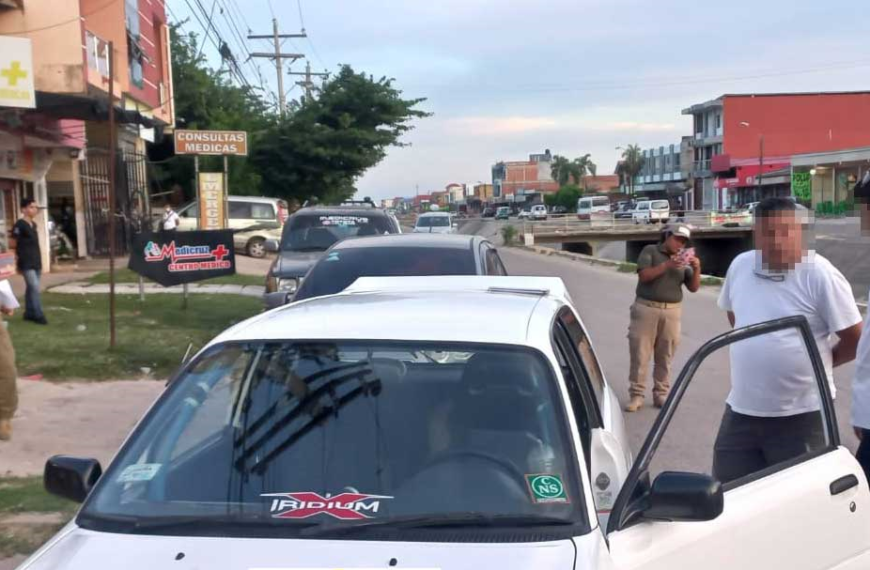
261, 491, 392, 520
525, 473, 569, 504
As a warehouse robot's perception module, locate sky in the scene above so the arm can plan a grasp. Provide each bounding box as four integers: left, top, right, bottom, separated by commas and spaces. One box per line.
170, 0, 870, 202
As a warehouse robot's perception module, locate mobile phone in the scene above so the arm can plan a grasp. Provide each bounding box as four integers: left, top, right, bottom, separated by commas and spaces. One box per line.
675, 247, 695, 266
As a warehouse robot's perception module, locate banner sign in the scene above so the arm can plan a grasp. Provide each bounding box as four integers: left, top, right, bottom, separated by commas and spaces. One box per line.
198, 172, 225, 229
174, 129, 248, 156
0, 37, 36, 109
128, 230, 236, 287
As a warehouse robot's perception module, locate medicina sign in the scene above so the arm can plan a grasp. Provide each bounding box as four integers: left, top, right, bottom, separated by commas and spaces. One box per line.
128, 230, 236, 287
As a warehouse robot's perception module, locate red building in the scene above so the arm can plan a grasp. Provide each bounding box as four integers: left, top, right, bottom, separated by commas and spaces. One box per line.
683, 92, 870, 209
492, 150, 559, 200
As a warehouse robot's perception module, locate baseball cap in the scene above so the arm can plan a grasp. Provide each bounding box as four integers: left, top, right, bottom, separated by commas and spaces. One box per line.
666, 223, 692, 240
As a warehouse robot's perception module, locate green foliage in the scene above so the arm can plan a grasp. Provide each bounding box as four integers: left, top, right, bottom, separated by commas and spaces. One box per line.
251, 66, 430, 204
620, 144, 645, 195
552, 184, 582, 211
500, 225, 518, 246
149, 25, 276, 201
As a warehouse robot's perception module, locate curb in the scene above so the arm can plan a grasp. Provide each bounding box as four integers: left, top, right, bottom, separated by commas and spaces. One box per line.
516, 245, 726, 286
46, 283, 265, 298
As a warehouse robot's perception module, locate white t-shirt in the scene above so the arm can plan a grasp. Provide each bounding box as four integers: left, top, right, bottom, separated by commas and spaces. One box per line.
852, 289, 870, 429
718, 251, 860, 417
162, 210, 180, 231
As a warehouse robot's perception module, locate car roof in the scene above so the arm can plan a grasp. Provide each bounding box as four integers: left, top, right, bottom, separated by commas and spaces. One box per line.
208, 276, 570, 347
417, 211, 452, 217
227, 195, 283, 204
331, 233, 482, 250
292, 206, 389, 217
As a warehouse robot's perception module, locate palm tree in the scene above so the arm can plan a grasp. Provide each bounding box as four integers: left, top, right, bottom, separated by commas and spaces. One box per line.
572, 154, 597, 190
621, 144, 645, 196
550, 155, 573, 187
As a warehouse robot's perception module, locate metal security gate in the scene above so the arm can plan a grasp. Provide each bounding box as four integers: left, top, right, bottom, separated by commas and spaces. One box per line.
80, 149, 150, 256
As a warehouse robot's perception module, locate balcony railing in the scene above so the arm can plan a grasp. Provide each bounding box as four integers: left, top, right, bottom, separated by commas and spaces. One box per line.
694, 160, 712, 172
86, 31, 110, 78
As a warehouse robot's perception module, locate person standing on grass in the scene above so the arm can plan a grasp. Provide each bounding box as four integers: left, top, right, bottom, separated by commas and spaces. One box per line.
13, 198, 47, 325
714, 197, 862, 485
625, 223, 701, 412
0, 300, 18, 441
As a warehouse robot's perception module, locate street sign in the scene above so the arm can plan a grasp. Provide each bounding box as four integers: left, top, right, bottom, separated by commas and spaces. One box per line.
174, 129, 248, 156
198, 172, 226, 229
0, 37, 36, 109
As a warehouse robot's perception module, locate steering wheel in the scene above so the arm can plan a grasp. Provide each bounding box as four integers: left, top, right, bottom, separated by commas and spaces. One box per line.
422, 449, 528, 491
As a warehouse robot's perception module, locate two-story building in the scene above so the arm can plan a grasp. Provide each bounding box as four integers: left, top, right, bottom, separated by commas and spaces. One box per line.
492, 149, 559, 202
633, 137, 694, 208
0, 0, 174, 266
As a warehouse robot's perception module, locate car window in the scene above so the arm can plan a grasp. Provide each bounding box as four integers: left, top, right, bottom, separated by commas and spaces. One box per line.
229, 202, 252, 219
294, 246, 477, 301
416, 216, 450, 228
551, 327, 597, 472
556, 308, 605, 409
281, 213, 394, 252
651, 200, 669, 209
484, 248, 502, 276
179, 202, 198, 218
593, 198, 609, 207
251, 203, 276, 220
637, 202, 649, 211
81, 341, 587, 535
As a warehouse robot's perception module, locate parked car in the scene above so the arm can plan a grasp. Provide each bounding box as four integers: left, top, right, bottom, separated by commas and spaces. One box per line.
171, 196, 289, 258
33, 273, 865, 569
413, 212, 456, 234
632, 199, 670, 224
263, 204, 400, 306
288, 234, 507, 304
551, 205, 569, 215
576, 196, 611, 220
530, 204, 548, 220
496, 206, 511, 220
614, 202, 635, 220
517, 209, 532, 220
481, 207, 495, 218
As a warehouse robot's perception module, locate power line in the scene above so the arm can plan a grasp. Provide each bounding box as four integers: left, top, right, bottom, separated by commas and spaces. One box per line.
248, 19, 307, 116
194, 0, 219, 60
296, 0, 306, 31
295, 0, 329, 71
186, 0, 252, 89
266, 0, 276, 19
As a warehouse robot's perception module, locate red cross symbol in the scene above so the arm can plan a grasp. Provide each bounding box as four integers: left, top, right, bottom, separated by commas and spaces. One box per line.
212, 244, 229, 261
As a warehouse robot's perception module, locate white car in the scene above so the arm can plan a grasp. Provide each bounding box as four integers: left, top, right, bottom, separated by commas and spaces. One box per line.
632, 199, 669, 224
531, 204, 548, 220
26, 279, 870, 570
577, 196, 611, 220
414, 212, 456, 234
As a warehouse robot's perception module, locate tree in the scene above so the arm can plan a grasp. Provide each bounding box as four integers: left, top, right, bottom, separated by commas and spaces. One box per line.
620, 144, 645, 196
149, 25, 276, 202
545, 184, 581, 211
572, 154, 597, 189
251, 66, 430, 204
550, 155, 573, 187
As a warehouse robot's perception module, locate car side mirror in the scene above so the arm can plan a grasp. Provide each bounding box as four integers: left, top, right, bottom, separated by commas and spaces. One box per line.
265, 239, 279, 253
44, 455, 103, 503
642, 471, 723, 522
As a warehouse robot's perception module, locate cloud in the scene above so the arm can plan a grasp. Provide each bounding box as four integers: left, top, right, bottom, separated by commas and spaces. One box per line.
601, 121, 680, 133
444, 116, 560, 136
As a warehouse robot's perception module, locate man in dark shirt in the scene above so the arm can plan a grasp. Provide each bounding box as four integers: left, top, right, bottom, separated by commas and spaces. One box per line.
13, 198, 47, 325
625, 224, 701, 412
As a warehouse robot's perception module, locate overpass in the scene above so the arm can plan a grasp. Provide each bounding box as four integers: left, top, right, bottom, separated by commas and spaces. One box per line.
521, 214, 753, 277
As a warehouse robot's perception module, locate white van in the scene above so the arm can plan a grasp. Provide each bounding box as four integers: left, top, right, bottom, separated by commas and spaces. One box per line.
577, 196, 611, 220
632, 199, 670, 224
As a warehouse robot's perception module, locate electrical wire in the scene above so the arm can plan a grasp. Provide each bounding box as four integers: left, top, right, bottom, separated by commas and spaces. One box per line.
296, 0, 329, 72
194, 0, 220, 60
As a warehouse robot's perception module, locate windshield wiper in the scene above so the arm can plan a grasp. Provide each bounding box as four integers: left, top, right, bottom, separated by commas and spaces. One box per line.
80, 513, 318, 534
300, 512, 573, 537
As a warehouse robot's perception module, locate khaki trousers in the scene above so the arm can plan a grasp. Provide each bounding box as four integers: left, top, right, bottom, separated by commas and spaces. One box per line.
627, 299, 681, 399
0, 323, 17, 420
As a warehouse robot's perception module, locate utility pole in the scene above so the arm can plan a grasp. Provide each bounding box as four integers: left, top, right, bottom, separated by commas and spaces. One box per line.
288, 61, 329, 103
757, 134, 765, 199
107, 41, 117, 348
248, 19, 306, 116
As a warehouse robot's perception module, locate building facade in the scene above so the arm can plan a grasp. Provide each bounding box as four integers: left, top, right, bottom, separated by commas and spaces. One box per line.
492, 149, 558, 200
683, 92, 870, 210
0, 0, 174, 267
633, 138, 693, 207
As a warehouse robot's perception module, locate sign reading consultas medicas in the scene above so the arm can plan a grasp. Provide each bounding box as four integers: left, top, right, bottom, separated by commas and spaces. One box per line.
174, 130, 248, 156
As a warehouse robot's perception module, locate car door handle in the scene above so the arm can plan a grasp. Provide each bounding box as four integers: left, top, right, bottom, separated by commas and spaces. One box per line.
830, 475, 860, 496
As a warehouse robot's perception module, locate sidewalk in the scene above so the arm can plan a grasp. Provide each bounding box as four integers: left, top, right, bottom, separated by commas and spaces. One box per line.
48, 281, 265, 297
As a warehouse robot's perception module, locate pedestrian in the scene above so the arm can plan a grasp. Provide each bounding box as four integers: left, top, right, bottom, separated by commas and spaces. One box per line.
714, 197, 862, 485
162, 202, 180, 233
13, 198, 47, 325
625, 223, 701, 412
850, 174, 870, 483
0, 282, 18, 441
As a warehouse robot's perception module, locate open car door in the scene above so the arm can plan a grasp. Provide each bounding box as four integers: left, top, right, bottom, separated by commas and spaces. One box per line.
607, 316, 870, 570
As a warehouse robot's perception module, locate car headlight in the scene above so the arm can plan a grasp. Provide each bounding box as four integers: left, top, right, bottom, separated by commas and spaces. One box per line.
277, 278, 300, 293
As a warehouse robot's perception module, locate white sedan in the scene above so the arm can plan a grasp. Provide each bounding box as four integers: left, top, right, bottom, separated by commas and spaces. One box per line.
20, 277, 870, 570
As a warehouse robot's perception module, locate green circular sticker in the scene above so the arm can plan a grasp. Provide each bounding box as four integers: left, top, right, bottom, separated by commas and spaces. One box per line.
526, 473, 569, 504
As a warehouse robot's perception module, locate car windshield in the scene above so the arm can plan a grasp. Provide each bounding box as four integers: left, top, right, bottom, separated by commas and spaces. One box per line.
651, 201, 669, 209
294, 246, 477, 301
79, 341, 584, 536
416, 216, 450, 228
281, 213, 394, 252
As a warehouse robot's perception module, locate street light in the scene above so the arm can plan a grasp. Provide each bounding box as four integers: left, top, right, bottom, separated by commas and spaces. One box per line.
810, 168, 817, 177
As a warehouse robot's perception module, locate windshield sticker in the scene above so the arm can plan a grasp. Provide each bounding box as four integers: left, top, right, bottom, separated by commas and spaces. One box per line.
117, 463, 162, 483
261, 491, 393, 520
525, 473, 569, 504
319, 215, 370, 227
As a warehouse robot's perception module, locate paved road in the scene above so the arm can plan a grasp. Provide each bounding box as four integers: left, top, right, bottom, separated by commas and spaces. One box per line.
499, 247, 860, 474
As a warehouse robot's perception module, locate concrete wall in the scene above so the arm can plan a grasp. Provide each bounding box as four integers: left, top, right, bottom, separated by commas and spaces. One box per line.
0, 2, 86, 93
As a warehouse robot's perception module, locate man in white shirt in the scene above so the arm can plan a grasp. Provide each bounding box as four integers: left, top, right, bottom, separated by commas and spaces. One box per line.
162, 203, 180, 232
714, 197, 862, 484
851, 174, 870, 482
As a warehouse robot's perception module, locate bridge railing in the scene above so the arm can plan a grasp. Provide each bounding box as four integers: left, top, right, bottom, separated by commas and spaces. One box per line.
519, 210, 750, 235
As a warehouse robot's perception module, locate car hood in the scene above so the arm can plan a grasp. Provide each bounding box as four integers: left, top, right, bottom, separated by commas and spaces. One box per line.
272, 250, 326, 278
20, 526, 578, 570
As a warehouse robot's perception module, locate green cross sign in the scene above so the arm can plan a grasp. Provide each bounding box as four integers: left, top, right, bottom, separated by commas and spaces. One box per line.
1, 61, 27, 87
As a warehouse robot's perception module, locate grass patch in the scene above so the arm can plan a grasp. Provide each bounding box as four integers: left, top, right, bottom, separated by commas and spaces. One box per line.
87, 268, 264, 287
617, 262, 638, 273
701, 276, 724, 286
0, 477, 76, 515
0, 522, 66, 558
9, 292, 262, 381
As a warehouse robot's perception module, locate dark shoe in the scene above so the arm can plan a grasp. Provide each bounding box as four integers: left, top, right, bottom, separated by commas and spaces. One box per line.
34, 317, 48, 325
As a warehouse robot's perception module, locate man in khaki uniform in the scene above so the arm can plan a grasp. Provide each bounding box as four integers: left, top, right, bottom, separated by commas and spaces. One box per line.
626, 224, 701, 412
0, 303, 17, 440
